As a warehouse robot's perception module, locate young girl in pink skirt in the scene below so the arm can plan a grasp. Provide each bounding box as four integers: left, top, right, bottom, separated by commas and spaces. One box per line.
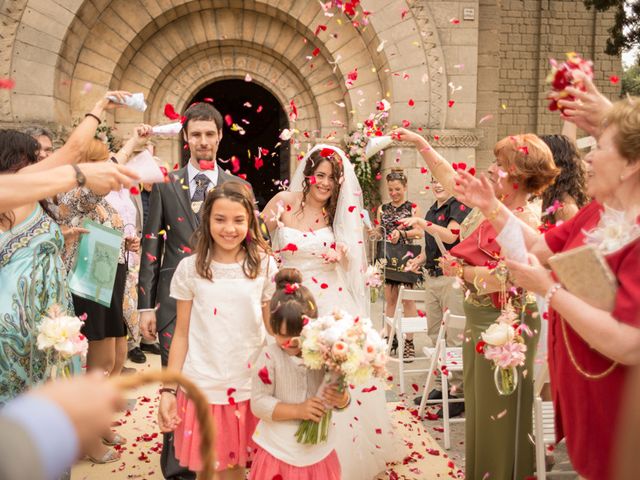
250, 267, 349, 480
157, 182, 276, 479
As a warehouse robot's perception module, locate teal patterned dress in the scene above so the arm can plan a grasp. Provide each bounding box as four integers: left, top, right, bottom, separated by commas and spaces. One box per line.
0, 204, 72, 405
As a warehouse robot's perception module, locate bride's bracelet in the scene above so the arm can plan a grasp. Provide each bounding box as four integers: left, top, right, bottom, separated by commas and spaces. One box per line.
544, 282, 563, 306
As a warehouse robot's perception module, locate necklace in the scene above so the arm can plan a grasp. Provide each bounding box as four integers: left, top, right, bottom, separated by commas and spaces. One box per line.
560, 316, 618, 379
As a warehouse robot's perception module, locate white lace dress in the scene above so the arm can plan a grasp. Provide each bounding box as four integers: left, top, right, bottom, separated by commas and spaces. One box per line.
274, 226, 402, 479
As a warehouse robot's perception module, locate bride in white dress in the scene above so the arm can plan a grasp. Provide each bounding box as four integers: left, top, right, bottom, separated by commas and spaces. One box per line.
262, 144, 402, 479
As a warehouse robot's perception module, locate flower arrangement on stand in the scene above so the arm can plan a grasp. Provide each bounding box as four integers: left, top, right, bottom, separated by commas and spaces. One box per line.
37, 304, 88, 379
345, 99, 390, 211
476, 301, 528, 396
296, 310, 388, 444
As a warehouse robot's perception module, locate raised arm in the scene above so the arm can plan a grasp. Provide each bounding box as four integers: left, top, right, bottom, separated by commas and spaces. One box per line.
390, 128, 457, 196
20, 91, 132, 173
112, 124, 153, 164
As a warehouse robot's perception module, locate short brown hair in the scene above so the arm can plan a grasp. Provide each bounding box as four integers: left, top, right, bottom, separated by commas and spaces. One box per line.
193, 181, 270, 280
81, 138, 109, 164
182, 102, 223, 134
493, 134, 559, 194
603, 97, 640, 165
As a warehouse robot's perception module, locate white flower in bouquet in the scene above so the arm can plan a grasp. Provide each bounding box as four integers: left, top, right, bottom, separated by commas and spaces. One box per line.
37, 305, 87, 358
481, 322, 514, 347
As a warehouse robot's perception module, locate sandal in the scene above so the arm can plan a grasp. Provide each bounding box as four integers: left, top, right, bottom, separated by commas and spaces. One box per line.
87, 447, 121, 464
102, 433, 127, 446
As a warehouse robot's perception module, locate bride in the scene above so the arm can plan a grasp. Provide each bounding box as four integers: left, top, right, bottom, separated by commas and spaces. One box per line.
262, 144, 401, 479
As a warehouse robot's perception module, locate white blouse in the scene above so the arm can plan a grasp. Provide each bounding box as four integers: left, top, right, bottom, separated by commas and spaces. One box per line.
170, 254, 277, 404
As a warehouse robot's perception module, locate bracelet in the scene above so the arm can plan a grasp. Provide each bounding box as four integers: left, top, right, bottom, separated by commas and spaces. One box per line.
486, 202, 502, 221
84, 112, 102, 123
544, 282, 562, 306
335, 394, 351, 411
159, 387, 177, 396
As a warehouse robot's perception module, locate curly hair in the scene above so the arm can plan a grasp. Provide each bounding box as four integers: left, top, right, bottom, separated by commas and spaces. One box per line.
493, 133, 559, 195
300, 149, 343, 224
539, 135, 588, 222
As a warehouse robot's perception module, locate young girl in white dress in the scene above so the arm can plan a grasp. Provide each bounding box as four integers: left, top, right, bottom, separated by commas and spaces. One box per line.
250, 267, 347, 480
158, 182, 276, 479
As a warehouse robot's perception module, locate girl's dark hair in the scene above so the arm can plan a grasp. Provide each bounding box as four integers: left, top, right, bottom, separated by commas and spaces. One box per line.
0, 130, 40, 229
192, 181, 270, 280
386, 169, 407, 186
269, 268, 318, 336
539, 134, 589, 222
300, 150, 343, 224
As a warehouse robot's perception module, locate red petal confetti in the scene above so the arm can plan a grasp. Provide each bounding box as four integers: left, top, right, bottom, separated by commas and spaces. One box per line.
375, 428, 382, 434
308, 175, 317, 185
145, 253, 157, 263
314, 24, 327, 36
426, 448, 440, 456
320, 283, 328, 289
280, 243, 298, 253
254, 157, 264, 170
231, 156, 240, 173
319, 147, 335, 158
401, 8, 409, 19
411, 383, 419, 392
348, 205, 356, 212
476, 340, 486, 354
180, 245, 192, 254
164, 103, 181, 120
227, 387, 236, 396
224, 114, 233, 126
312, 47, 320, 57
203, 97, 214, 102
448, 100, 455, 108
408, 99, 415, 106
402, 119, 411, 128
362, 385, 378, 393
0, 78, 15, 89
272, 475, 283, 480
199, 160, 215, 170
417, 309, 426, 317
609, 75, 620, 84
289, 100, 298, 122
345, 68, 358, 88
450, 18, 460, 24
258, 366, 272, 384
129, 186, 140, 195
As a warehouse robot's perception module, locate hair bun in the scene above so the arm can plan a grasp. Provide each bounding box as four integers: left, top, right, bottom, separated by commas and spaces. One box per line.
274, 268, 303, 288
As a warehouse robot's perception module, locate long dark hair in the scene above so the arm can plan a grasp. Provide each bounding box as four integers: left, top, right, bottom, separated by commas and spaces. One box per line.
0, 130, 40, 229
192, 181, 270, 280
539, 135, 588, 222
269, 268, 318, 336
300, 150, 343, 224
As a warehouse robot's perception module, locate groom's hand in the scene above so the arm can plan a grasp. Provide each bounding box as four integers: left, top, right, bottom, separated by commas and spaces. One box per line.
140, 311, 157, 340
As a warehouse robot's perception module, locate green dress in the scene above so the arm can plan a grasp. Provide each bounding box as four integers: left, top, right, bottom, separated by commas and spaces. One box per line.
462, 292, 540, 480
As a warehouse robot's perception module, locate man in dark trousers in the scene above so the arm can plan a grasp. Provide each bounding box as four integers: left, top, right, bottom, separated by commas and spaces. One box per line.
138, 102, 249, 479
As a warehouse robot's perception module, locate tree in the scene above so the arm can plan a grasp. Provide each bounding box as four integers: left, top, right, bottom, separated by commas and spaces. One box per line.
583, 1, 640, 56
621, 64, 640, 96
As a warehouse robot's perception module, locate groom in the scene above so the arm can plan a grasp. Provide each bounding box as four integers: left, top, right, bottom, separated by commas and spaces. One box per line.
138, 102, 249, 479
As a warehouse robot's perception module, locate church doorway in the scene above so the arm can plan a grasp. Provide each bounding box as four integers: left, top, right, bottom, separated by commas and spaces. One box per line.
184, 79, 290, 209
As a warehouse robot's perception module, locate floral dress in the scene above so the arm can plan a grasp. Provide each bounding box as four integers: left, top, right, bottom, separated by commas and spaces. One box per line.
0, 205, 72, 404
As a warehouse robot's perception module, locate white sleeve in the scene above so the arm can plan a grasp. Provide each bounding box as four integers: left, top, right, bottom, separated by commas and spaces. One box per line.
261, 256, 278, 303
170, 257, 195, 300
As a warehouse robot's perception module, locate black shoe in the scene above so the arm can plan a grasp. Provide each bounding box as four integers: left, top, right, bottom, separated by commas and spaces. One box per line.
127, 347, 146, 364
413, 388, 443, 405
437, 398, 465, 418
140, 342, 162, 355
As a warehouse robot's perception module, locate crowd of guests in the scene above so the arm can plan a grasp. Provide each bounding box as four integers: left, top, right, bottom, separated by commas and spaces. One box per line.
0, 70, 638, 480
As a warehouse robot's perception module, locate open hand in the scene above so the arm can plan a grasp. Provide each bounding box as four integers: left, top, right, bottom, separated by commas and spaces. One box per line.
399, 216, 425, 230
389, 127, 424, 145
453, 170, 495, 211
505, 254, 555, 296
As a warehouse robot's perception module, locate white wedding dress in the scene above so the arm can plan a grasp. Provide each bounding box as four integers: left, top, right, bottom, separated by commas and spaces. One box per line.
274, 225, 402, 480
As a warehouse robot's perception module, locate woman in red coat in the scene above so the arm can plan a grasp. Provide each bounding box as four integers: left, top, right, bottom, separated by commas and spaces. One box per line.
453, 90, 640, 479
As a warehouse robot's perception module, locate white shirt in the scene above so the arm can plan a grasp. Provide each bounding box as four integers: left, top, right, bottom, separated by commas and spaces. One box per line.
187, 161, 218, 198
170, 254, 277, 404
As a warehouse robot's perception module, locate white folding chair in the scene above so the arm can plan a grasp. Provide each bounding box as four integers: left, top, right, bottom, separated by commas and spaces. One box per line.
532, 361, 576, 479
384, 286, 429, 394
417, 310, 466, 449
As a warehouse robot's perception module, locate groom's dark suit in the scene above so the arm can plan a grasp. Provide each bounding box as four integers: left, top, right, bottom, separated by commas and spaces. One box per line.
138, 164, 248, 363
138, 164, 248, 480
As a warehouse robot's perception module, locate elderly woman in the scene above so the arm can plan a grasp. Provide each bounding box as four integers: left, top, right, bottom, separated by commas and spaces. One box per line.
452, 93, 640, 478
393, 127, 559, 479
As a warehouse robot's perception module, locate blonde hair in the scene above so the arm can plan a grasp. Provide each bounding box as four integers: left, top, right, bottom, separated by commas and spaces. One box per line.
604, 97, 640, 164
81, 138, 109, 164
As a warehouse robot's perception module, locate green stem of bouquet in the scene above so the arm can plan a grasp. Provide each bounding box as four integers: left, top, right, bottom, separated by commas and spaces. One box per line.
501, 367, 515, 394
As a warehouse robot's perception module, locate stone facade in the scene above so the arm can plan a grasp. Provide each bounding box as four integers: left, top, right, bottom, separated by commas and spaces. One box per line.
0, 0, 620, 212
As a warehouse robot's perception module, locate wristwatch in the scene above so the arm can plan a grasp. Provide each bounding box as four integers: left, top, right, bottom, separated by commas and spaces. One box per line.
71, 164, 86, 187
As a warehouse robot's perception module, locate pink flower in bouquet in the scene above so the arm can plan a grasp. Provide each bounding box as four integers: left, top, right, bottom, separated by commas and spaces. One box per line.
331, 341, 349, 360
485, 342, 527, 369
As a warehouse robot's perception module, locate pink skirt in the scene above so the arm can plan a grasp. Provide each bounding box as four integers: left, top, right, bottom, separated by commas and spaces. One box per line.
174, 390, 259, 472
248, 446, 341, 480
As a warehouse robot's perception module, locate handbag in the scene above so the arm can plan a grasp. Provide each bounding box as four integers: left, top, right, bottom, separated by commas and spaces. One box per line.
375, 240, 422, 284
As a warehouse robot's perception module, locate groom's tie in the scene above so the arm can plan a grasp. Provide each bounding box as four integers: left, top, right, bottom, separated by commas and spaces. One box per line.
191, 173, 210, 216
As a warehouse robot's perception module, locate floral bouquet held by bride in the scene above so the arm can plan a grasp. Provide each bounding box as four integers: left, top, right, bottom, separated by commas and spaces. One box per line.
297, 310, 388, 444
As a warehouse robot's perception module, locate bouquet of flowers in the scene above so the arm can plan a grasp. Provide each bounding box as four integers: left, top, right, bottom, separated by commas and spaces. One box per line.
476, 301, 527, 396
37, 304, 88, 379
364, 262, 383, 303
297, 310, 387, 444
546, 52, 593, 112
345, 99, 390, 210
